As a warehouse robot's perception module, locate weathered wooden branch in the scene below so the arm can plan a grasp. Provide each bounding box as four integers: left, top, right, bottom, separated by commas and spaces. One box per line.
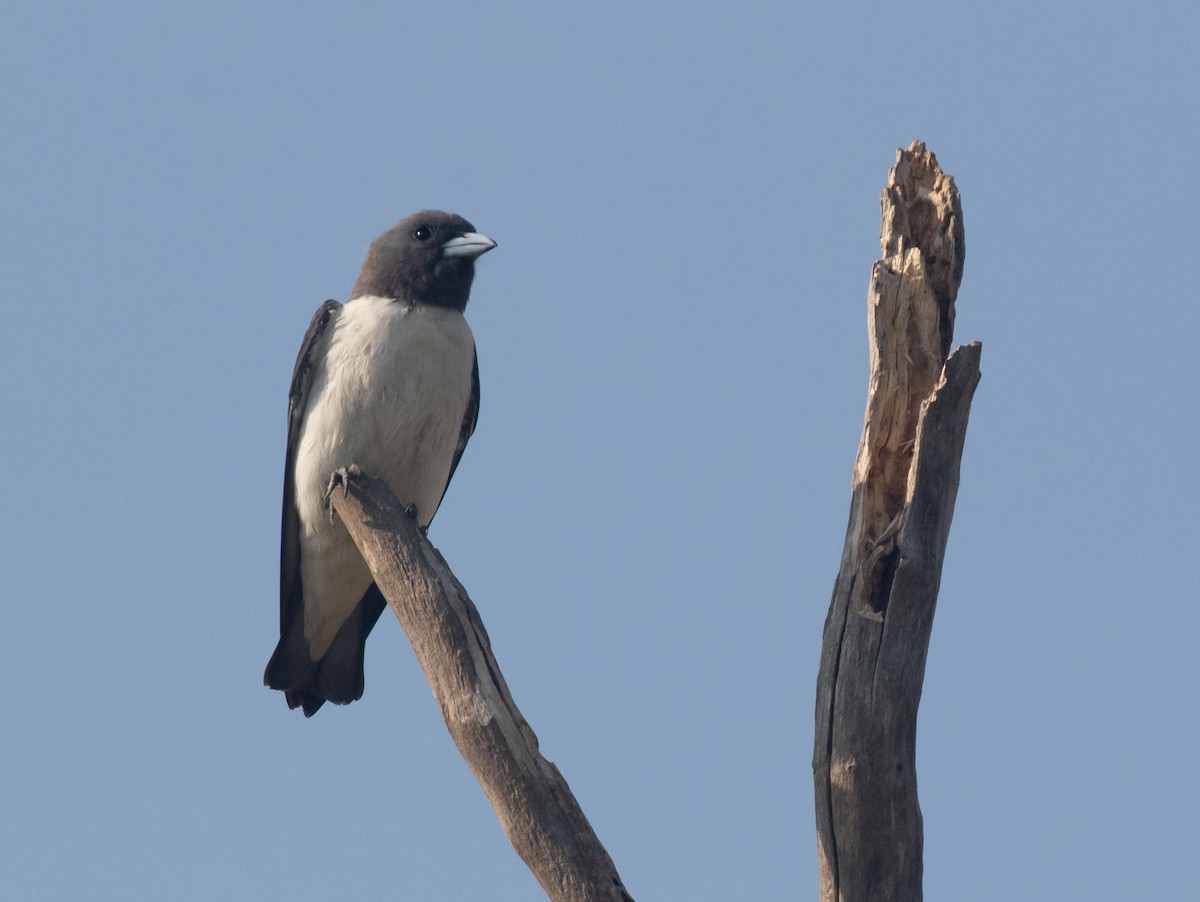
813, 142, 981, 901
328, 474, 633, 902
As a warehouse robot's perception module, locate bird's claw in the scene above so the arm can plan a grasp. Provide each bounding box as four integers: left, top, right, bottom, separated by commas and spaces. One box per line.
401, 502, 428, 535
324, 465, 363, 522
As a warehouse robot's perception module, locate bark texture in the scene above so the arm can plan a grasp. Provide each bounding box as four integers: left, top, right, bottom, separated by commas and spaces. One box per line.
327, 475, 633, 902
813, 141, 981, 901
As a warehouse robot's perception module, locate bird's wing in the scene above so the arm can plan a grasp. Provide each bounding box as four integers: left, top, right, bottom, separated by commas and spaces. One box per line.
436, 345, 479, 513
278, 300, 341, 634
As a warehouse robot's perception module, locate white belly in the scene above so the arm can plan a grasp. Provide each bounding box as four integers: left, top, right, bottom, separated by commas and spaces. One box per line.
293, 295, 475, 657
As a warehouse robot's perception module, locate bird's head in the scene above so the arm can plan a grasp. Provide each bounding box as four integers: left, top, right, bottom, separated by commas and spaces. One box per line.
350, 210, 496, 309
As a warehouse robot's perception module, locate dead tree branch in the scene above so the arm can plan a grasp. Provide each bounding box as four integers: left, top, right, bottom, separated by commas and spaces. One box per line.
328, 473, 633, 902
813, 141, 981, 901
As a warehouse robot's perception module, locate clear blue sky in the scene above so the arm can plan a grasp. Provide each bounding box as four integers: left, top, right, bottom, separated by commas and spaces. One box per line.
3, 2, 1196, 899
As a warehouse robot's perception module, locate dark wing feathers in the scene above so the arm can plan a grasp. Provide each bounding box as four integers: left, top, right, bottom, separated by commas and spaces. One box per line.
438, 346, 479, 511
264, 301, 340, 707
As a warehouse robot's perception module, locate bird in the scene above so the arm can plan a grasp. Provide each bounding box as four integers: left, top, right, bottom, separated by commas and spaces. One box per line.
264, 210, 496, 716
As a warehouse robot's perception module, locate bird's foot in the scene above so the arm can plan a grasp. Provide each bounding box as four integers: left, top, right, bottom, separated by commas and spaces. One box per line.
324, 465, 363, 522
401, 502, 428, 536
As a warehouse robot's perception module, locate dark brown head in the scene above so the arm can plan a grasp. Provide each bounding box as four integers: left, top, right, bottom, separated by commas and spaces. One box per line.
350, 210, 496, 309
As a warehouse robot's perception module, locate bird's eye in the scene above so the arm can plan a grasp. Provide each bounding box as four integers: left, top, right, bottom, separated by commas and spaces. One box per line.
413, 226, 432, 242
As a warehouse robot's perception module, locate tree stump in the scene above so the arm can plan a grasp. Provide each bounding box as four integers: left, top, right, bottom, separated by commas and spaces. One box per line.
813, 141, 981, 901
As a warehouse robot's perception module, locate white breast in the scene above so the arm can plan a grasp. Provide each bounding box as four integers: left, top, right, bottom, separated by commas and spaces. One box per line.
292, 295, 475, 656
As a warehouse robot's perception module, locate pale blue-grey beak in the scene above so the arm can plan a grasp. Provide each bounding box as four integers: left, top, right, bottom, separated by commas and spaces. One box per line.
441, 232, 497, 259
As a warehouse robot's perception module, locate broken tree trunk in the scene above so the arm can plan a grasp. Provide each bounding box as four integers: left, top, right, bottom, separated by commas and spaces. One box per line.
813, 142, 981, 901
327, 473, 633, 902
